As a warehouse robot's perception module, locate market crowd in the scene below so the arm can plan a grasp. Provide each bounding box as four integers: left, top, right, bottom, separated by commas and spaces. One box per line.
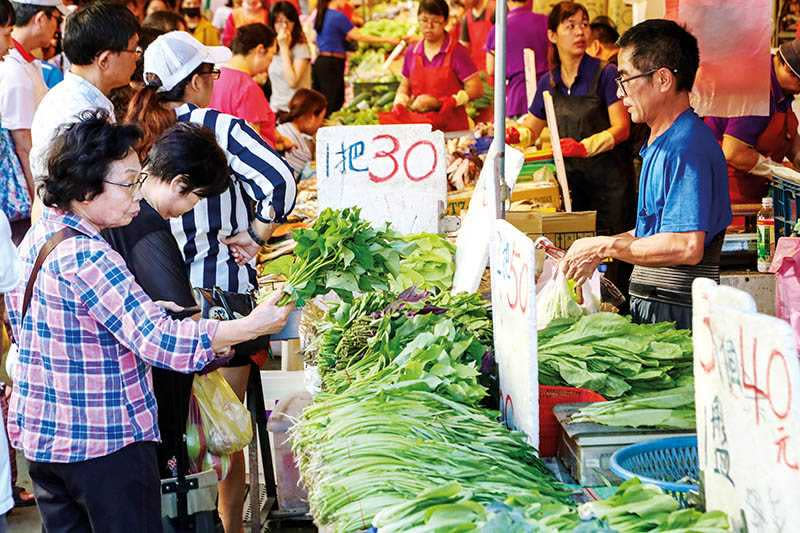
0, 0, 795, 530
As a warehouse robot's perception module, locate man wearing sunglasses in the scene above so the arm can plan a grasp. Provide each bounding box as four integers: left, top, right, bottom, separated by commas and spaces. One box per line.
705, 39, 800, 209
562, 19, 732, 330
0, 0, 66, 217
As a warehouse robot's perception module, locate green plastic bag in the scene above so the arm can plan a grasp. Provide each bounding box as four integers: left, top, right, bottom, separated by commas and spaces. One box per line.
192, 370, 253, 456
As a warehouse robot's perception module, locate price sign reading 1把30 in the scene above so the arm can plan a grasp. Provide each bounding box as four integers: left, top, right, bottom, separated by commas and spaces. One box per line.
316, 124, 447, 235
489, 220, 538, 448
693, 278, 800, 533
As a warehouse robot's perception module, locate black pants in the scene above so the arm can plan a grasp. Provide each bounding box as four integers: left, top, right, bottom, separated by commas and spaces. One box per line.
630, 296, 693, 330
312, 55, 346, 115
29, 442, 162, 533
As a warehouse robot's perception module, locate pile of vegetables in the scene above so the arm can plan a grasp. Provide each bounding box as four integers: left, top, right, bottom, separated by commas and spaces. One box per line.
357, 19, 414, 51
292, 387, 575, 532
261, 209, 456, 306
578, 479, 729, 532
327, 83, 396, 126
571, 382, 696, 430
538, 313, 694, 398
350, 49, 397, 83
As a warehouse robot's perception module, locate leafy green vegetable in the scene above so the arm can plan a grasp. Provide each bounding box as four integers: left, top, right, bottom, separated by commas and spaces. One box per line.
571, 384, 696, 430
391, 233, 456, 294
538, 313, 694, 398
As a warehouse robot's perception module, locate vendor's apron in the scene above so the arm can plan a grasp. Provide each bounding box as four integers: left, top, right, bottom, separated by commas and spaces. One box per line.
729, 109, 798, 205
466, 5, 493, 71
629, 231, 725, 308
550, 63, 635, 238
409, 40, 470, 132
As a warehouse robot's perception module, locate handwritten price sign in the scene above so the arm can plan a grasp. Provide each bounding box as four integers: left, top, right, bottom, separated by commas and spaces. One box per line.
693, 278, 800, 533
490, 220, 538, 447
316, 124, 447, 235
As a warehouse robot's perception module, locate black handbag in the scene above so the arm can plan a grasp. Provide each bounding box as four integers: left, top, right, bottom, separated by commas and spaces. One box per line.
192, 287, 269, 359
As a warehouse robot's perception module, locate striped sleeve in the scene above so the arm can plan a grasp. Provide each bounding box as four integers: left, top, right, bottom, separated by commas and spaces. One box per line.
195, 108, 297, 223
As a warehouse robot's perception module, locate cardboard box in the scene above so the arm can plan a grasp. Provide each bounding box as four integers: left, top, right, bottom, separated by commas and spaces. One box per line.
505, 210, 596, 251
446, 181, 562, 216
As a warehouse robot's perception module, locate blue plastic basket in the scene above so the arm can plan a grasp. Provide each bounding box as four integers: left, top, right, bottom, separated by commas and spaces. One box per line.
610, 436, 698, 508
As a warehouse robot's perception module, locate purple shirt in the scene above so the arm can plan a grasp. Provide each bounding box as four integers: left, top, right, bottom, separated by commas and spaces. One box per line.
486, 6, 548, 116
529, 54, 620, 119
401, 35, 478, 83
316, 9, 353, 53
705, 58, 794, 147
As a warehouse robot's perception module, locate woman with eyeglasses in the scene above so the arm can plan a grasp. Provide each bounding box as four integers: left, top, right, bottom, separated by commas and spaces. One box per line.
520, 1, 634, 290
388, 0, 482, 132
125, 30, 295, 533
6, 109, 292, 532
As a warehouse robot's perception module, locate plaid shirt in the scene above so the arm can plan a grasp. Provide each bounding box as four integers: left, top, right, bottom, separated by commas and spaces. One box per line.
5, 209, 220, 463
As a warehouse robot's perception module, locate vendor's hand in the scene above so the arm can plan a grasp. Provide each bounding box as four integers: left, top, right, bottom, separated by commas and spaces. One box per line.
222, 231, 261, 265
560, 236, 612, 287
248, 290, 295, 336
560, 137, 588, 158
410, 94, 442, 113
386, 37, 401, 47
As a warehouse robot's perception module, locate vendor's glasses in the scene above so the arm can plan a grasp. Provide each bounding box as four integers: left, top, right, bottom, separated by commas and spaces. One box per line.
615, 67, 679, 96
418, 16, 445, 27
104, 171, 148, 195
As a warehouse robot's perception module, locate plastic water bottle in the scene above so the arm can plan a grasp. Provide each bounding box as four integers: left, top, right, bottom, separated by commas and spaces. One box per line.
757, 197, 775, 273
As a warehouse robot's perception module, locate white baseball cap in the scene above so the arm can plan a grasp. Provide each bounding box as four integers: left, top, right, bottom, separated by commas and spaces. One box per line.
143, 31, 232, 93
16, 0, 69, 15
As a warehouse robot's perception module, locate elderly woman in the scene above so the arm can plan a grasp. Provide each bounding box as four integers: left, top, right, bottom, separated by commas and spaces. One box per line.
4, 111, 293, 532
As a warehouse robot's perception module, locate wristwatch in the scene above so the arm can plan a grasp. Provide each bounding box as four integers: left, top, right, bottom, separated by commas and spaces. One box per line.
247, 226, 267, 247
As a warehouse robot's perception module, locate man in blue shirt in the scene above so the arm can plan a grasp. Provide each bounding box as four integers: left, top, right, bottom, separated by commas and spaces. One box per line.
562, 19, 732, 329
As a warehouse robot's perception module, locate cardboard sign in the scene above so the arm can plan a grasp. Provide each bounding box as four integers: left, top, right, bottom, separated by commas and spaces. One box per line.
452, 144, 524, 294
316, 124, 447, 235
543, 91, 572, 212
490, 219, 538, 447
693, 278, 800, 533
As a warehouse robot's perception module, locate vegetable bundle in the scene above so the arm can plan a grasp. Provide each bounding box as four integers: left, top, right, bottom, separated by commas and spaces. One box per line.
538, 313, 694, 398
571, 382, 696, 430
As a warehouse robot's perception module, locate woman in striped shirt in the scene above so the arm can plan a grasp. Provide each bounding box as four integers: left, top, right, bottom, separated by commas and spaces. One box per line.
125, 30, 296, 532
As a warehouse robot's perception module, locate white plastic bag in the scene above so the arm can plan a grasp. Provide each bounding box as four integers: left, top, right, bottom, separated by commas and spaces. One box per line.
536, 257, 601, 330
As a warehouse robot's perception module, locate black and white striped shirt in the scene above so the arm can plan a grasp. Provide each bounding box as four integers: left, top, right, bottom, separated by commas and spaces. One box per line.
171, 103, 297, 293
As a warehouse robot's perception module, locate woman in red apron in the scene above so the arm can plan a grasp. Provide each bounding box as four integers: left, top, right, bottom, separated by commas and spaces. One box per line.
460, 0, 494, 72
705, 41, 800, 210
387, 0, 483, 132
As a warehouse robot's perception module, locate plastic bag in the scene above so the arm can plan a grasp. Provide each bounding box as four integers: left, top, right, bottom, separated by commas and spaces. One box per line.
770, 237, 800, 346
536, 257, 601, 330
192, 370, 253, 456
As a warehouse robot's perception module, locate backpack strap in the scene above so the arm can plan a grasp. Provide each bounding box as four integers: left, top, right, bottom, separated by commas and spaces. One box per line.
21, 227, 80, 321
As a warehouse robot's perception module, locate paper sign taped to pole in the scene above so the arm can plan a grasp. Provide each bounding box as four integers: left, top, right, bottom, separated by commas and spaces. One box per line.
452, 145, 524, 294
693, 278, 800, 532
490, 219, 538, 447
316, 124, 447, 235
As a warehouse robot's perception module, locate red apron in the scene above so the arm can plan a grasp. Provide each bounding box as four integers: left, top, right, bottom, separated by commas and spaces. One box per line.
728, 110, 798, 205
409, 39, 470, 131
465, 3, 494, 71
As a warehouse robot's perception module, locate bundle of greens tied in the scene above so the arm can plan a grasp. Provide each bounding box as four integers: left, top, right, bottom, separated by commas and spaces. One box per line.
259, 207, 456, 307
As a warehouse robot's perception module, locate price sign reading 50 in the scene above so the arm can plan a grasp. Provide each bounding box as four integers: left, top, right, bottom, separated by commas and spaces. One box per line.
499, 241, 530, 315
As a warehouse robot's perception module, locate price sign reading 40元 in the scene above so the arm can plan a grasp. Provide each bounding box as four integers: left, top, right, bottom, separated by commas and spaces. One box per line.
692, 278, 800, 533
316, 124, 447, 235
489, 220, 538, 447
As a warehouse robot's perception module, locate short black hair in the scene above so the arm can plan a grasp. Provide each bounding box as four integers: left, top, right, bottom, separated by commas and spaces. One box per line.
43, 109, 143, 211
590, 20, 619, 46
617, 19, 699, 93
0, 0, 16, 26
143, 10, 185, 32
63, 2, 140, 66
146, 123, 230, 198
11, 2, 55, 27
231, 23, 275, 55
418, 0, 448, 19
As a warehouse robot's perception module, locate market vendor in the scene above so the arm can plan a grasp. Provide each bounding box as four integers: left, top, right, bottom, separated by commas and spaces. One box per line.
704, 39, 800, 207
485, 0, 549, 117
391, 0, 484, 132
459, 0, 494, 73
561, 19, 732, 330
519, 1, 634, 287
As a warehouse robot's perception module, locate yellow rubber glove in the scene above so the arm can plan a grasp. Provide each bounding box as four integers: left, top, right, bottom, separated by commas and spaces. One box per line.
579, 130, 615, 157
452, 90, 470, 107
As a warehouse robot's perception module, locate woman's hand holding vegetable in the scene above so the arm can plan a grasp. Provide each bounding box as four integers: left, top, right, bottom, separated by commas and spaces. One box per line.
409, 94, 441, 113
